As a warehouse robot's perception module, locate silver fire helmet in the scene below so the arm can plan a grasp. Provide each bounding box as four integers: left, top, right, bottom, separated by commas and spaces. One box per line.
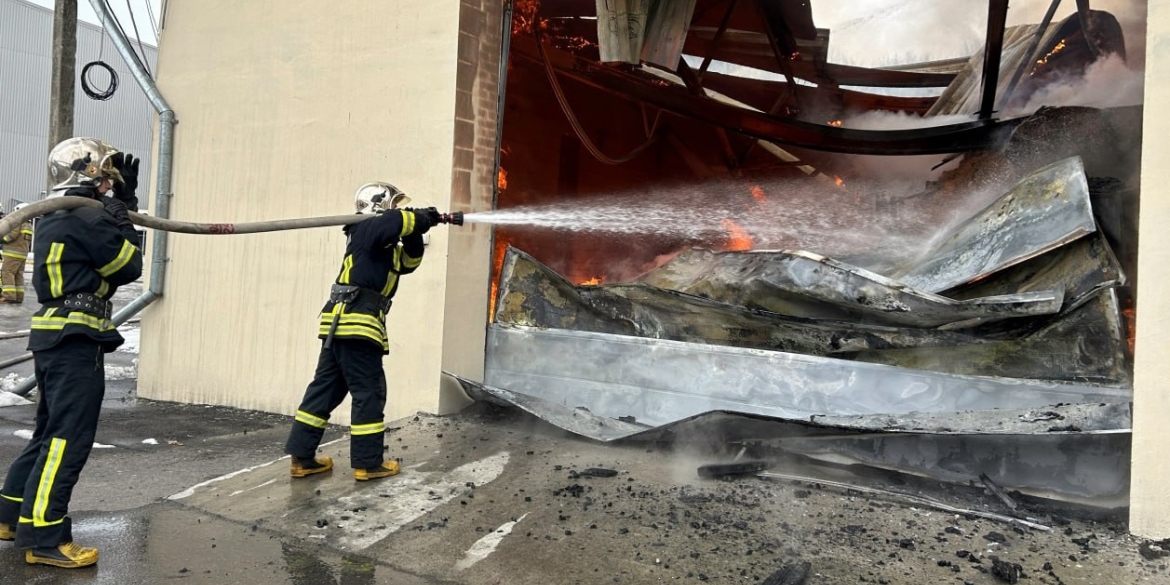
47, 137, 122, 194
354, 182, 411, 215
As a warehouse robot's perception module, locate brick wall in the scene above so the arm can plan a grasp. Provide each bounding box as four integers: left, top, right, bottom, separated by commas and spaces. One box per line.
452, 0, 504, 210
438, 0, 506, 410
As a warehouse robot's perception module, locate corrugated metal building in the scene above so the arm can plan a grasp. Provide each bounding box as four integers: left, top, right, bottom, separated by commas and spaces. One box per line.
1, 0, 157, 213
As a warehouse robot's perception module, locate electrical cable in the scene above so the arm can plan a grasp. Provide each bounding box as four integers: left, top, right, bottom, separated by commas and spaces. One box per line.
81, 26, 118, 101
534, 31, 660, 165
81, 61, 119, 101
124, 0, 153, 76
143, 0, 160, 43
100, 0, 152, 78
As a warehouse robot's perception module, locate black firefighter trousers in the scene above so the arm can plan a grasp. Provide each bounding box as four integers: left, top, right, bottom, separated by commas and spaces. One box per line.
285, 339, 388, 469
0, 336, 104, 549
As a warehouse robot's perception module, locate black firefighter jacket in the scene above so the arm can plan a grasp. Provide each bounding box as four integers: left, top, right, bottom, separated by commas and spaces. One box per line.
28, 191, 143, 353
317, 209, 427, 353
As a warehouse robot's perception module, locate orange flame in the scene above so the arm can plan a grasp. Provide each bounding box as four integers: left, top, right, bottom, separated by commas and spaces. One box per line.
1122, 303, 1136, 356
513, 0, 546, 35
1036, 38, 1067, 67
833, 175, 845, 187
721, 219, 753, 251
498, 167, 508, 191
827, 119, 843, 127
750, 185, 767, 203
580, 276, 602, 286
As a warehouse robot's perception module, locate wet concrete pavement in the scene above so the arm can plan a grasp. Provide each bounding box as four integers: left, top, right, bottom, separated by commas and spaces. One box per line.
1, 276, 1168, 584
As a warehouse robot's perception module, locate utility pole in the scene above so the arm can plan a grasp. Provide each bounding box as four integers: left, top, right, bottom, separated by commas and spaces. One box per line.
47, 0, 78, 190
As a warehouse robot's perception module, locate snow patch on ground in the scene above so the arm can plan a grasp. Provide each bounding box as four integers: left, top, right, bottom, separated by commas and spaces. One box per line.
105, 360, 138, 380
116, 327, 140, 354
14, 429, 33, 440
93, 442, 115, 449
0, 372, 22, 392
0, 391, 32, 407
142, 438, 158, 445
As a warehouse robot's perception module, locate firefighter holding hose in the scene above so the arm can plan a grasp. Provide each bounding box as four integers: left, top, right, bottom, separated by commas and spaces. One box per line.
284, 182, 445, 481
0, 137, 142, 568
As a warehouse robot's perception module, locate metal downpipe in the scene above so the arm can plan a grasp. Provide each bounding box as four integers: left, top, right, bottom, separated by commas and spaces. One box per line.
12, 1, 175, 397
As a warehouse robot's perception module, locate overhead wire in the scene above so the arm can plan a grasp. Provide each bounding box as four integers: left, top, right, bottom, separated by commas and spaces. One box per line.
123, 0, 153, 76
99, 0, 152, 78
143, 0, 160, 42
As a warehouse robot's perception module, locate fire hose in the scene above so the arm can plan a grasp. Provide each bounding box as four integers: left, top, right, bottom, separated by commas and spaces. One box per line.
0, 196, 464, 238
0, 196, 464, 375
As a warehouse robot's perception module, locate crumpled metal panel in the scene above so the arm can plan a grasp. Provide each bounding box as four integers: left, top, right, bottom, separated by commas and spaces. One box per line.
494, 246, 991, 355
855, 289, 1130, 386
806, 401, 1131, 435
452, 373, 650, 442
451, 371, 1130, 503
890, 156, 1096, 293
484, 325, 1131, 428
637, 248, 1062, 328
449, 371, 1131, 441
776, 433, 1131, 506
942, 231, 1125, 314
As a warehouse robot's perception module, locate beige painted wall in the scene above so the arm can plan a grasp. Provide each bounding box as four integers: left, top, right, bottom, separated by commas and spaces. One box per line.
1131, 3, 1169, 539
139, 0, 496, 424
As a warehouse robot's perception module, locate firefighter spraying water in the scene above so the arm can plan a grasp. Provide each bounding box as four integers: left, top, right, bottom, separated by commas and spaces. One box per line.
0, 138, 466, 569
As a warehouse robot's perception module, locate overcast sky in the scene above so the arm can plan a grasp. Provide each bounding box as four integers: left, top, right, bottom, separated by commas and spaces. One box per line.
26, 0, 161, 45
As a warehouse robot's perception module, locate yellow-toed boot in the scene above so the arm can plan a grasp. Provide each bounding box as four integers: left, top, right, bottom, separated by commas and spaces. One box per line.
25, 542, 99, 568
354, 460, 400, 481
0, 522, 14, 541
290, 456, 333, 478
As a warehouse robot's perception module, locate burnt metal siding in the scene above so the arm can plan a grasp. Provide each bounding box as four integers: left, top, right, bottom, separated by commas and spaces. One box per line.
0, 0, 157, 214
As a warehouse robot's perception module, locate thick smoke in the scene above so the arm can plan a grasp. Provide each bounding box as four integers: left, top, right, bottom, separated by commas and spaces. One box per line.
812, 0, 1147, 69
1006, 54, 1145, 116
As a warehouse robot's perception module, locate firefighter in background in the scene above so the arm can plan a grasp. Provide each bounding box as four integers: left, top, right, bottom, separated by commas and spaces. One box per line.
1, 202, 35, 303
0, 137, 142, 568
285, 182, 439, 482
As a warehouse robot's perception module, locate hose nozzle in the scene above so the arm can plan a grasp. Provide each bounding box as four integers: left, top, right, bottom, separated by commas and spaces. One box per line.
437, 211, 464, 226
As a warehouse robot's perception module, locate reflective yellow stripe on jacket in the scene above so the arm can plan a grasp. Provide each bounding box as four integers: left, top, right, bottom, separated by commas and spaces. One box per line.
31, 308, 115, 333
317, 303, 388, 350
98, 240, 137, 277
46, 243, 65, 297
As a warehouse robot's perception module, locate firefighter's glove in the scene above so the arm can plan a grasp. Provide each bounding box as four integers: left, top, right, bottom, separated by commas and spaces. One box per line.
100, 197, 136, 233
422, 207, 443, 228
407, 208, 435, 235
109, 152, 140, 212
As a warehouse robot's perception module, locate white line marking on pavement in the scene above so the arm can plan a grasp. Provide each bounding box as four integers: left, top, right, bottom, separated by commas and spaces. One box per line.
229, 478, 278, 497
167, 437, 347, 500
455, 513, 529, 571
330, 451, 511, 551
168, 458, 284, 500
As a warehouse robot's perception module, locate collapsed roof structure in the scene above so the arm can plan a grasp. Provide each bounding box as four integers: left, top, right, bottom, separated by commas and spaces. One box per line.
458, 0, 1144, 508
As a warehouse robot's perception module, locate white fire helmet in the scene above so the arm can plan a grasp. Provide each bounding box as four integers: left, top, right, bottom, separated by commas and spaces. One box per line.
353, 182, 410, 215
46, 137, 122, 194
